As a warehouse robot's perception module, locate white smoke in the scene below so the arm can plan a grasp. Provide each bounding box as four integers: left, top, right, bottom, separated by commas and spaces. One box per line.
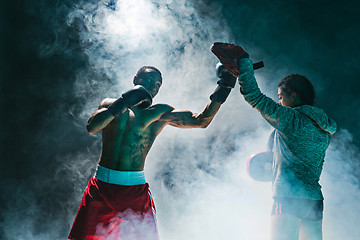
64, 0, 360, 239
321, 129, 360, 240
67, 0, 232, 118
2, 0, 358, 240
93, 209, 159, 240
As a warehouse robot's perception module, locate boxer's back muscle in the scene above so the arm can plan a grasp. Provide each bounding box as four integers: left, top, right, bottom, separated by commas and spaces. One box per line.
99, 104, 173, 171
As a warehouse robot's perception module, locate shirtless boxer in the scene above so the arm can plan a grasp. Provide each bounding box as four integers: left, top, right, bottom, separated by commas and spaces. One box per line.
68, 64, 236, 240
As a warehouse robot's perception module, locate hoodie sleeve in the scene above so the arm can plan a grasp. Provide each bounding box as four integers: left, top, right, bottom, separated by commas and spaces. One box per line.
237, 58, 299, 134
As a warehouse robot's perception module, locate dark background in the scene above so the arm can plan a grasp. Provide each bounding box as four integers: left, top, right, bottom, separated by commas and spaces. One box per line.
1, 0, 359, 239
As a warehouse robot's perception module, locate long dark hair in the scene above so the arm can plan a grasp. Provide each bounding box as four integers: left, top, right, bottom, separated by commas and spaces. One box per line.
278, 74, 315, 106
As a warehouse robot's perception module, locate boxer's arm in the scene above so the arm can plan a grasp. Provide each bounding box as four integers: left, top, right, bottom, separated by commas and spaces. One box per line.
86, 86, 153, 134
86, 98, 116, 135
157, 64, 234, 128
209, 63, 237, 103
158, 100, 221, 128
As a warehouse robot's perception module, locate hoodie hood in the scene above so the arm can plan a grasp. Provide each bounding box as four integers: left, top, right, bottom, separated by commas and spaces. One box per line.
295, 105, 337, 135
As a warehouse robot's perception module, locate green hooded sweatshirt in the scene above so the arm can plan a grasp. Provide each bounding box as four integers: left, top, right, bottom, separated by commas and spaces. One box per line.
238, 58, 337, 200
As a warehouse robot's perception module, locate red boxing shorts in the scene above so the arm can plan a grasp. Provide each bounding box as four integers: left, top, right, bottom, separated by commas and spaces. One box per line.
68, 166, 158, 240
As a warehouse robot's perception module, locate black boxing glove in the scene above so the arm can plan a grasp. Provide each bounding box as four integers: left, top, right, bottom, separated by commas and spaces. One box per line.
108, 85, 153, 117
216, 63, 237, 89
210, 63, 237, 103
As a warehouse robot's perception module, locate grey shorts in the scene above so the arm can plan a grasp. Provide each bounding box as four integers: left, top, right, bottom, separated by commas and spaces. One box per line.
271, 197, 323, 221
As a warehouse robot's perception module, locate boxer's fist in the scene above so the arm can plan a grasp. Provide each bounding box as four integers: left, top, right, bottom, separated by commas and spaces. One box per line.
210, 63, 237, 104
122, 85, 152, 109
108, 85, 153, 117
211, 42, 264, 77
216, 62, 227, 78
216, 62, 236, 89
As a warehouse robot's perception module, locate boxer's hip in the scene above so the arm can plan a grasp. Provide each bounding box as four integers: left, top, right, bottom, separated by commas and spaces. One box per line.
94, 164, 146, 185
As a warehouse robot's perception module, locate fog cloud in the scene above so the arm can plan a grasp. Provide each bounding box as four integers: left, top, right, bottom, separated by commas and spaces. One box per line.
1, 0, 359, 239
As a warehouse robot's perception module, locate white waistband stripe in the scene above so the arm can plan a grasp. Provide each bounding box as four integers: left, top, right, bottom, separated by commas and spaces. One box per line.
94, 165, 146, 185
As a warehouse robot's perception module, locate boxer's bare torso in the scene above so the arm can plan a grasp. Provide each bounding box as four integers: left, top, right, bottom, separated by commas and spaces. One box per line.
87, 95, 221, 171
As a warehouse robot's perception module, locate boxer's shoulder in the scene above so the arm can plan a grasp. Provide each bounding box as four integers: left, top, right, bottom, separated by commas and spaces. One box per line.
148, 103, 174, 113
132, 103, 174, 125
99, 98, 116, 109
